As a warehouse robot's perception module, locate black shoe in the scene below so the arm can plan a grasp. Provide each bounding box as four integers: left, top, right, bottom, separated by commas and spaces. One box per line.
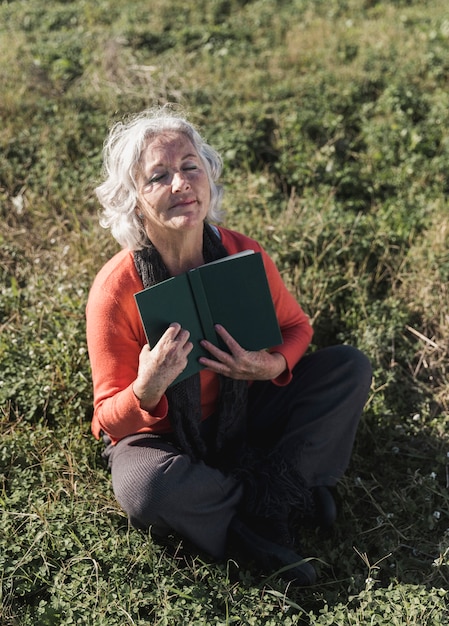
228, 516, 316, 586
313, 486, 337, 529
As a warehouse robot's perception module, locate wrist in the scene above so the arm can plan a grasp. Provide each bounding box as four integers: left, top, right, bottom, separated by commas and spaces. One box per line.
269, 351, 288, 379
132, 381, 161, 413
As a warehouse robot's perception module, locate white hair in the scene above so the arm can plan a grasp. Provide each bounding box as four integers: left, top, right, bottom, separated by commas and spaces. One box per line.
96, 107, 225, 250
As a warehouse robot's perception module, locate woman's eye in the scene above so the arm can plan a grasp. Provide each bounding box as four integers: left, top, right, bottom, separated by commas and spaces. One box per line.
146, 165, 197, 187
148, 173, 165, 184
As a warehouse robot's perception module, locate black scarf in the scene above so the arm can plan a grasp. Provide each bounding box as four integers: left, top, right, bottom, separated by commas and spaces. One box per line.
134, 223, 248, 466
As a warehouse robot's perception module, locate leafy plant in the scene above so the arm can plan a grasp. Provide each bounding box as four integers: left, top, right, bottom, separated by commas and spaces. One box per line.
1, 0, 449, 623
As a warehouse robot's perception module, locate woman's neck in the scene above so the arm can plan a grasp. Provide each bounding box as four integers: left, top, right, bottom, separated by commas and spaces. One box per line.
147, 227, 205, 276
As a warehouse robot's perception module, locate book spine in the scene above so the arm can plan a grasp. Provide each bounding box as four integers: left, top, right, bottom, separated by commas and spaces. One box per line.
187, 270, 217, 344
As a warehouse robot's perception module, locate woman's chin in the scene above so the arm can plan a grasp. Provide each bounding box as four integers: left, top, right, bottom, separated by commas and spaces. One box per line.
170, 214, 204, 231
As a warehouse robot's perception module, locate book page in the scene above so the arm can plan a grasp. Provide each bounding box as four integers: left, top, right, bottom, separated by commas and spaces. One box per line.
196, 249, 254, 268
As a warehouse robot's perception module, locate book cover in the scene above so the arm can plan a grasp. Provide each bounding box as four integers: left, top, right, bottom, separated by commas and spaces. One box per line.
134, 250, 283, 386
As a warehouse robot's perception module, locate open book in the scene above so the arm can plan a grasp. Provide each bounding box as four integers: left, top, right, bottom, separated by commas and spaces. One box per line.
134, 250, 283, 386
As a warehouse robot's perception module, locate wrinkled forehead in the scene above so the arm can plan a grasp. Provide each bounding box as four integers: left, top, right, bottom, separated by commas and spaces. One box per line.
141, 131, 197, 164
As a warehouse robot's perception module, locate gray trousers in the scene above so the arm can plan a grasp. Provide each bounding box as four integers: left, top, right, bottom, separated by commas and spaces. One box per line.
104, 345, 372, 558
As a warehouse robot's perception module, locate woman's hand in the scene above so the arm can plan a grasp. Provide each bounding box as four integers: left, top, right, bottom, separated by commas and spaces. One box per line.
133, 323, 193, 411
199, 324, 287, 381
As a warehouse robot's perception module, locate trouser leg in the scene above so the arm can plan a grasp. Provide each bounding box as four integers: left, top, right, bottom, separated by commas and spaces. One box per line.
246, 345, 372, 487
105, 433, 243, 559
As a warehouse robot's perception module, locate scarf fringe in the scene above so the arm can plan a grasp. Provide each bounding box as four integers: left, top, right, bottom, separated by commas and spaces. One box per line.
234, 448, 315, 520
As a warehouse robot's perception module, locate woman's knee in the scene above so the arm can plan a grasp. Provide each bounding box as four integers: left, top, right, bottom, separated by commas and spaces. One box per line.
324, 345, 373, 413
294, 344, 372, 389
110, 464, 158, 525
334, 344, 372, 382
109, 440, 182, 526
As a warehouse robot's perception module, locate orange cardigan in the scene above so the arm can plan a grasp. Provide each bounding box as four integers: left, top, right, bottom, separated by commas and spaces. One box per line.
86, 227, 313, 443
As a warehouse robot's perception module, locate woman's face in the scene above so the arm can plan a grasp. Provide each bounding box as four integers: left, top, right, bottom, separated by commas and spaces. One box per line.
136, 132, 211, 239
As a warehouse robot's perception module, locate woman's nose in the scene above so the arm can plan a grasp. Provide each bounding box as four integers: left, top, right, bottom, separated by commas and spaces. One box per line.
171, 171, 190, 192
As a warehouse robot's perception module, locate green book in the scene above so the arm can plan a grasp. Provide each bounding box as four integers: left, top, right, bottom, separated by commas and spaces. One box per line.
134, 250, 283, 386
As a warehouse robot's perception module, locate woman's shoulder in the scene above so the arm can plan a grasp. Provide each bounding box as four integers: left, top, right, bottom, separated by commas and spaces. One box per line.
216, 225, 264, 254
89, 248, 141, 300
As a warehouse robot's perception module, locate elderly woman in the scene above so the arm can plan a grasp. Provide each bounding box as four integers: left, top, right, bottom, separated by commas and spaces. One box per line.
86, 107, 372, 586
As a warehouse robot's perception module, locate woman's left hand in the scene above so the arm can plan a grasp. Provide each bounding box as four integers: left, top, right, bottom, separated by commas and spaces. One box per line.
199, 324, 287, 381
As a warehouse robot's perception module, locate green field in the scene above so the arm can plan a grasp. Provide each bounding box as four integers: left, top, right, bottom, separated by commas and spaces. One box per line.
1, 0, 449, 623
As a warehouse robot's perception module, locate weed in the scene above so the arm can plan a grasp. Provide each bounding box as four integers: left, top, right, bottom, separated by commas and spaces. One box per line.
1, 0, 449, 623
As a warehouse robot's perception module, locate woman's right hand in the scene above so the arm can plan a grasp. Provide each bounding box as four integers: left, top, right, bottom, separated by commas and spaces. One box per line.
132, 322, 192, 411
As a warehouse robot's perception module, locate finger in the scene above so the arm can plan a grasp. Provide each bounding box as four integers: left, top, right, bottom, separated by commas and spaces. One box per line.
163, 322, 181, 339
183, 339, 194, 355
175, 328, 191, 346
214, 324, 242, 352
200, 339, 234, 364
199, 355, 231, 376
164, 323, 190, 344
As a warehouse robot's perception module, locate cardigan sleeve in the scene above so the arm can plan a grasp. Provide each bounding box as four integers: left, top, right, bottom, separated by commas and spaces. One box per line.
86, 254, 169, 442
260, 248, 313, 385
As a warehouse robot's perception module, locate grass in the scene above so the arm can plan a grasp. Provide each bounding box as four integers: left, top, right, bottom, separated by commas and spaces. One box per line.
1, 0, 449, 623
